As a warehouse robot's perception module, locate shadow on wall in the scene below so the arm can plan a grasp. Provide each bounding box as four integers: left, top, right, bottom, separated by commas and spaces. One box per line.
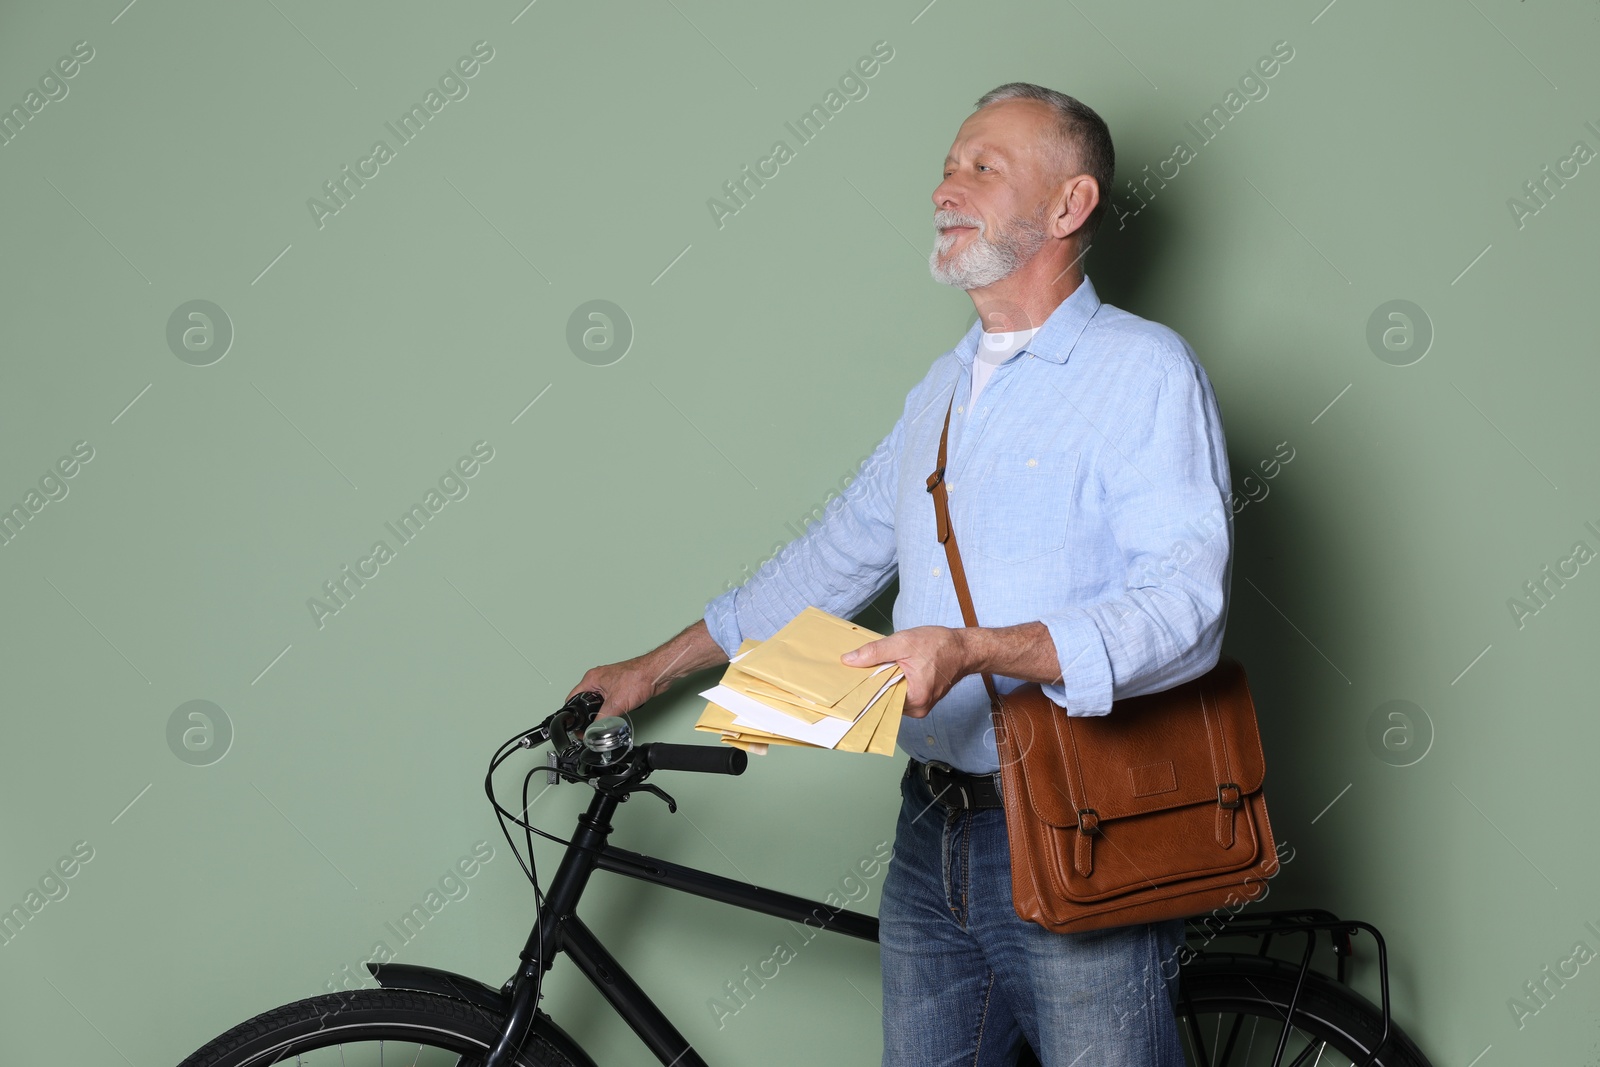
935, 202, 1355, 953
851, 579, 899, 638
1081, 196, 1171, 316
1094, 195, 1377, 992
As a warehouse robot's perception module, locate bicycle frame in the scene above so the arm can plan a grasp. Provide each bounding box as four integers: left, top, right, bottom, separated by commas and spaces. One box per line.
371, 779, 1398, 1067
480, 782, 876, 1067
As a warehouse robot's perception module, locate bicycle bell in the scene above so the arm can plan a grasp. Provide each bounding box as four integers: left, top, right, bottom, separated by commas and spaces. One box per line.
582, 715, 633, 766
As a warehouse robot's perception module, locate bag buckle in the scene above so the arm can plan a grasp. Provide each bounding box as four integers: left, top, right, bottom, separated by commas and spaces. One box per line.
1076, 808, 1101, 835
1217, 782, 1242, 809
925, 467, 945, 493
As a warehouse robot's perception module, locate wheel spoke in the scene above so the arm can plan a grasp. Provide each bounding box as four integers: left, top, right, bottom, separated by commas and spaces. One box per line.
1215, 1010, 1251, 1065
1173, 953, 1422, 1067
1180, 983, 1215, 1067
1179, 1005, 1367, 1067
1283, 1031, 1328, 1067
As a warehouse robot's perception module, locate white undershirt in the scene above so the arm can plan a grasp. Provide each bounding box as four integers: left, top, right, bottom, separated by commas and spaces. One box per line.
971, 326, 1041, 405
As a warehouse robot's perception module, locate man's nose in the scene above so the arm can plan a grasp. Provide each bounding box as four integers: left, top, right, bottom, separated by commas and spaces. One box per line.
932, 176, 964, 211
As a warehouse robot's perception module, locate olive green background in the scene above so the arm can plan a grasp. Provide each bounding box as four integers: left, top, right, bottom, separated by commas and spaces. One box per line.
2, 0, 1598, 1063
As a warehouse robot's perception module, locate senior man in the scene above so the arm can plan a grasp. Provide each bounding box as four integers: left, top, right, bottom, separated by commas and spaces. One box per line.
568, 82, 1231, 1066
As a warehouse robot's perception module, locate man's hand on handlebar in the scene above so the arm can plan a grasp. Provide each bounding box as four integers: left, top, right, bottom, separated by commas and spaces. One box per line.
565, 618, 730, 719
565, 653, 664, 720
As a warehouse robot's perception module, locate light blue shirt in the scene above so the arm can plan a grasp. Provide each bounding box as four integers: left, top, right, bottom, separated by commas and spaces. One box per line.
703, 275, 1233, 773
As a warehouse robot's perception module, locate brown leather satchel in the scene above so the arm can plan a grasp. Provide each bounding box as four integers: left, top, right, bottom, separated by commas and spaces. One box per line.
926, 391, 1280, 934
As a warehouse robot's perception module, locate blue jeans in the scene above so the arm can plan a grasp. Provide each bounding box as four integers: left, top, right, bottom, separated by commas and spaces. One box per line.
879, 761, 1187, 1067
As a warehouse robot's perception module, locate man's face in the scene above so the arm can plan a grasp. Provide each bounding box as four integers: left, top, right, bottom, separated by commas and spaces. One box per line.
929, 100, 1058, 291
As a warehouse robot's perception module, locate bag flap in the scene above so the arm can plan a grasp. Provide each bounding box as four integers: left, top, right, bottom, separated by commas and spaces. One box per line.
1002, 658, 1265, 829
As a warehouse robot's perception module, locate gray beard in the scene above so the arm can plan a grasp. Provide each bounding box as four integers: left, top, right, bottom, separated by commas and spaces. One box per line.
929, 213, 1048, 290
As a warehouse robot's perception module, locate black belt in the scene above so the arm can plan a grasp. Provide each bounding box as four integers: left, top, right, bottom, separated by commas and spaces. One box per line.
910, 757, 1004, 811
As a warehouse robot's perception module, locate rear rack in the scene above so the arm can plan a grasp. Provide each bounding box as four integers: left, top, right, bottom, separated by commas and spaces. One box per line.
1181, 907, 1393, 1067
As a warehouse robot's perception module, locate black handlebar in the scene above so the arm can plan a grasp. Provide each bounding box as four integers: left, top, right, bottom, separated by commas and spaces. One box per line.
646, 743, 748, 776
543, 692, 747, 780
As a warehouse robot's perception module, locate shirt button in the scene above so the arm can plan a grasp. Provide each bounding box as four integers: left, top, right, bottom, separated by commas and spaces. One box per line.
1027, 458, 1038, 467
925, 735, 936, 746
956, 405, 964, 414
931, 566, 941, 576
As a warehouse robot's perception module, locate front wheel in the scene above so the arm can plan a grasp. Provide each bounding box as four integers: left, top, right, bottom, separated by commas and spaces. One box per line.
1177, 954, 1433, 1067
177, 988, 595, 1067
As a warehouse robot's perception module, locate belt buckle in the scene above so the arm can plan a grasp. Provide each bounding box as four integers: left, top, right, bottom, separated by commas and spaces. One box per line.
922, 759, 970, 810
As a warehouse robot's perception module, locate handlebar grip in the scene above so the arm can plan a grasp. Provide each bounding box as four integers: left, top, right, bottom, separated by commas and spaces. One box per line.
646, 743, 748, 776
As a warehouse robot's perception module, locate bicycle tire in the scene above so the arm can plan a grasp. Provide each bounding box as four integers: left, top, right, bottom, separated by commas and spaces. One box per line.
176, 987, 597, 1067
1177, 954, 1432, 1067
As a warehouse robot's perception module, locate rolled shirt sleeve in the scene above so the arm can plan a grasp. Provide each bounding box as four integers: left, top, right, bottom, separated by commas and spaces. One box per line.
1037, 356, 1233, 715
703, 415, 903, 658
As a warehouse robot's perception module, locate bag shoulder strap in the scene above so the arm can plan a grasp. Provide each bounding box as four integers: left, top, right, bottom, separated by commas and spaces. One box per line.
926, 389, 1000, 707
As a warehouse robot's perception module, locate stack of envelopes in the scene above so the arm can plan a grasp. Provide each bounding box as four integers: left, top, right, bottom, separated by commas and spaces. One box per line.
695, 606, 906, 756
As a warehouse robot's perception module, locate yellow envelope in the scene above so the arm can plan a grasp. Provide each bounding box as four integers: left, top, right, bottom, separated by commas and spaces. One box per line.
834, 680, 894, 753
726, 731, 806, 748
732, 606, 885, 706
700, 727, 804, 750
719, 668, 830, 723
723, 667, 894, 723
693, 706, 810, 748
694, 698, 811, 745
695, 700, 754, 734
696, 635, 903, 757
698, 688, 901, 757
866, 679, 904, 756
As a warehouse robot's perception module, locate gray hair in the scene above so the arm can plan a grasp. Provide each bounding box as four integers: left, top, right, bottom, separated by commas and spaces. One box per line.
973, 82, 1115, 245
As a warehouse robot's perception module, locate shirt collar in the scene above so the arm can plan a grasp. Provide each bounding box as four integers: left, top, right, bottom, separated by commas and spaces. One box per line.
953, 273, 1102, 367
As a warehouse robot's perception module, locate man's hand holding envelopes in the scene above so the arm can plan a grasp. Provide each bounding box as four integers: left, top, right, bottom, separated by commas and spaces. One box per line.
695, 606, 907, 756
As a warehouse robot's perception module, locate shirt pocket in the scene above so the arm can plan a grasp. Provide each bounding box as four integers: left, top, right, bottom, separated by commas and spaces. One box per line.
970, 449, 1079, 563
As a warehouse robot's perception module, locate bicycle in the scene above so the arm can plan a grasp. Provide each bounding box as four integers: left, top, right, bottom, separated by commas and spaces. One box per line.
177, 692, 1435, 1067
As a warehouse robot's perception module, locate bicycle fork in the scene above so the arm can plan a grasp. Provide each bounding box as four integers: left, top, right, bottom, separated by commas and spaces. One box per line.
484, 788, 616, 1067
484, 788, 712, 1067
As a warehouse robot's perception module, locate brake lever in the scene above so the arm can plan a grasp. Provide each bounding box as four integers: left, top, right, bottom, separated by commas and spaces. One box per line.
634, 783, 677, 813
591, 749, 678, 811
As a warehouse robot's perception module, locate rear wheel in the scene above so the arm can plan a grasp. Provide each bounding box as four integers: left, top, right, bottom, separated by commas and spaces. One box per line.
1177, 954, 1432, 1067
176, 988, 593, 1067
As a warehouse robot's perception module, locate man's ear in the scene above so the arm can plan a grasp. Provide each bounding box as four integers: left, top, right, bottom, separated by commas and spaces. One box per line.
1052, 174, 1098, 240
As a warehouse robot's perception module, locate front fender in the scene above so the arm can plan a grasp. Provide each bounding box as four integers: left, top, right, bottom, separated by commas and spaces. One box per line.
367, 961, 507, 1013
366, 962, 597, 1067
